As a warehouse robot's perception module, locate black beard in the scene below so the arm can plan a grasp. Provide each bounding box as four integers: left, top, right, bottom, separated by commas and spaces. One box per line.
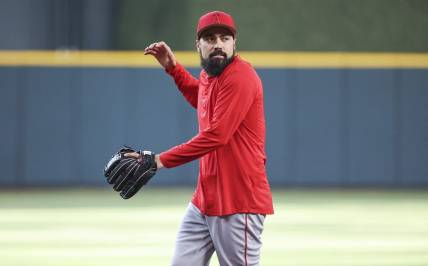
200, 50, 235, 77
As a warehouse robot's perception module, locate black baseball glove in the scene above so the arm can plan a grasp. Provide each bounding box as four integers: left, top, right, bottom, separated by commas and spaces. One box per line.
104, 146, 157, 199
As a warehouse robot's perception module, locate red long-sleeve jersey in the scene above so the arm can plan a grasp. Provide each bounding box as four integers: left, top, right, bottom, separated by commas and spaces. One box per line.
160, 55, 274, 216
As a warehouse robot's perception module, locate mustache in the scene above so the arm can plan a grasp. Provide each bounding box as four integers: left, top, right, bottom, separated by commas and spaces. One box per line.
209, 50, 227, 58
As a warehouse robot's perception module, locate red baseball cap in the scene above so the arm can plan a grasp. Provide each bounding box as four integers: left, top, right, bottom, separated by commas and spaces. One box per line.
196, 11, 236, 39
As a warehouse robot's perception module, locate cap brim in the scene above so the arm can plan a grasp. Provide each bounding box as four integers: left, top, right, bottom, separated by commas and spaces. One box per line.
197, 25, 236, 39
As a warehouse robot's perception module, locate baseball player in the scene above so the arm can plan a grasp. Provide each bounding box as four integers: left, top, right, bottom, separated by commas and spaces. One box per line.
128, 11, 274, 265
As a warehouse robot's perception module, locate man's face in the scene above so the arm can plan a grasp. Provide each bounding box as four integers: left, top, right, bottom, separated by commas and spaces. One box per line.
196, 27, 236, 76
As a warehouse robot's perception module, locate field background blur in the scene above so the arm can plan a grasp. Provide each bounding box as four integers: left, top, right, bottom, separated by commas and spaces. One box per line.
1, 0, 428, 265
1, 188, 428, 266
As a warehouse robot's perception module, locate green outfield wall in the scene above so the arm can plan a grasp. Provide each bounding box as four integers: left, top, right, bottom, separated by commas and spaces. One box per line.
117, 0, 428, 51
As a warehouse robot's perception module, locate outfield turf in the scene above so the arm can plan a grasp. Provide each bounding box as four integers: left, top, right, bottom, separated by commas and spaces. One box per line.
0, 188, 427, 266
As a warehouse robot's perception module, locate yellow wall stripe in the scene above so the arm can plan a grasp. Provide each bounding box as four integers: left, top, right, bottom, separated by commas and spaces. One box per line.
1, 50, 428, 68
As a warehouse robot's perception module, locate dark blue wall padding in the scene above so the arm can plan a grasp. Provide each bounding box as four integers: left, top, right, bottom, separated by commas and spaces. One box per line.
0, 67, 427, 187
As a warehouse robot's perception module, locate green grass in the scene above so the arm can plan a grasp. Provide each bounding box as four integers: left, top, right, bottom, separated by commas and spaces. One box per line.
0, 188, 427, 266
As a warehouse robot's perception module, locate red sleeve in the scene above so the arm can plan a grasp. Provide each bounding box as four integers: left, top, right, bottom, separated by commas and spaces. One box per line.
166, 62, 199, 109
159, 69, 257, 168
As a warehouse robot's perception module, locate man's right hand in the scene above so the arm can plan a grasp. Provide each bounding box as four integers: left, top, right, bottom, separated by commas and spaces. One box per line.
144, 41, 177, 70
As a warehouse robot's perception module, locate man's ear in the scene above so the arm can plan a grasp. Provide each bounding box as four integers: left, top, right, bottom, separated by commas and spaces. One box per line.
233, 38, 237, 50
196, 39, 200, 53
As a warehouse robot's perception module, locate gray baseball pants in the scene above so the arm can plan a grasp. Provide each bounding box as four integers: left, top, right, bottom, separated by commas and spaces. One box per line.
170, 203, 265, 266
